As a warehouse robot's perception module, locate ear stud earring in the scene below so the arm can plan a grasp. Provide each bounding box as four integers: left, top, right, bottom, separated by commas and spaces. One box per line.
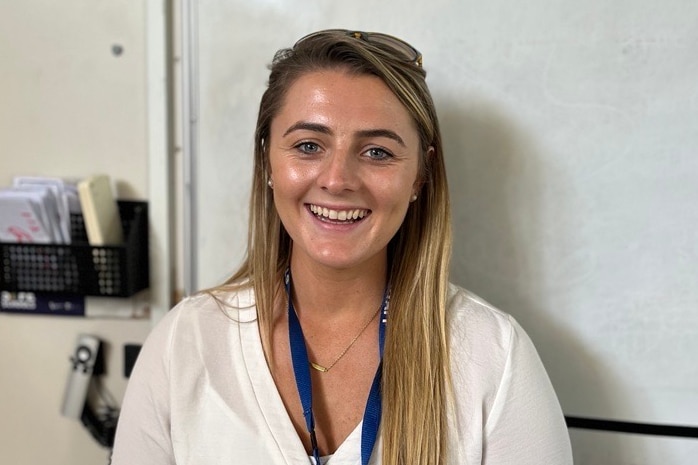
410, 193, 418, 202
267, 178, 274, 189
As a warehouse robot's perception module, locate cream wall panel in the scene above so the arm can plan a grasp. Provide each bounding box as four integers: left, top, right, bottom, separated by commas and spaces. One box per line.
0, 1, 160, 464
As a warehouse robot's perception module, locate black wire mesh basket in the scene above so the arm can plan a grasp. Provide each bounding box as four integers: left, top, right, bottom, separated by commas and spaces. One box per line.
1, 201, 149, 297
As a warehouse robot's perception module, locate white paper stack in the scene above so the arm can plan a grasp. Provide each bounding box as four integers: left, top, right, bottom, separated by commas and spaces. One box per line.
1, 175, 80, 244
14, 176, 78, 242
1, 175, 123, 246
0, 189, 55, 243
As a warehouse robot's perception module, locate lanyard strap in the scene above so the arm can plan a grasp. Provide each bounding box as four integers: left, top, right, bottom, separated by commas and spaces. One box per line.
285, 269, 389, 465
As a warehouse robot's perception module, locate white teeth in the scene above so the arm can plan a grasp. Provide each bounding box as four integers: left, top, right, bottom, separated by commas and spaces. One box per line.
309, 204, 367, 222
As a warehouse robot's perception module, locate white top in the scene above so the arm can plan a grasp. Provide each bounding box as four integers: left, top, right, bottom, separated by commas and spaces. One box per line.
111, 284, 573, 465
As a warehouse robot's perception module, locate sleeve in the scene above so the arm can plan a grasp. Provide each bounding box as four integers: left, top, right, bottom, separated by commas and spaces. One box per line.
110, 307, 179, 465
482, 316, 573, 465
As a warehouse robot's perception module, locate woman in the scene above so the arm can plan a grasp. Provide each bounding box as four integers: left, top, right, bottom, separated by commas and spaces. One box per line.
112, 30, 573, 464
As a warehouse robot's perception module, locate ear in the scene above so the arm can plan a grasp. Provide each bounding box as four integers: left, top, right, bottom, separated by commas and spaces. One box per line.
265, 162, 274, 189
412, 145, 435, 196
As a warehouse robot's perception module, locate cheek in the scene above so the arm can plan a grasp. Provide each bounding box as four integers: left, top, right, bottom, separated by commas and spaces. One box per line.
383, 169, 420, 203
272, 157, 315, 187
270, 164, 300, 196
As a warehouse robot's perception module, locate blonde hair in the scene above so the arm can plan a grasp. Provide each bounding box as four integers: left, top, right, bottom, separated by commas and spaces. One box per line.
216, 31, 453, 464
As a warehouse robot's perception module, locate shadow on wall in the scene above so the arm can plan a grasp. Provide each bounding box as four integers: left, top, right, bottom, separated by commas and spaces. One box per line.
438, 96, 646, 464
114, 179, 142, 200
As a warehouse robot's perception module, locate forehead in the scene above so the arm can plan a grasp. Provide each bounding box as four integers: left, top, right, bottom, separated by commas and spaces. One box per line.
272, 69, 418, 136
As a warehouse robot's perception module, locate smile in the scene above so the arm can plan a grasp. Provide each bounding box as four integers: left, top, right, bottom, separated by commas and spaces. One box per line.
308, 204, 369, 223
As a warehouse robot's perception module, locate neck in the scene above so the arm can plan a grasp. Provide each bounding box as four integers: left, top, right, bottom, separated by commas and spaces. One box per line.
289, 255, 388, 321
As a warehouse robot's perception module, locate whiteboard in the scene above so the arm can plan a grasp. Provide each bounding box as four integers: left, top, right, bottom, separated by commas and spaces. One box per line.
186, 1, 698, 462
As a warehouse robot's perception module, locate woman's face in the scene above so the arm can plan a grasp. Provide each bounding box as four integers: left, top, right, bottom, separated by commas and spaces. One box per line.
268, 69, 422, 273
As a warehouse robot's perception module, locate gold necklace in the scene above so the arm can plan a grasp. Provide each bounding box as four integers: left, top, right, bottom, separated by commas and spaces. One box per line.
309, 305, 381, 373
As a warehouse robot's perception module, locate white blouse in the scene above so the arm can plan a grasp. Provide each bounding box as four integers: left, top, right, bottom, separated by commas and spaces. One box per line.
111, 284, 573, 465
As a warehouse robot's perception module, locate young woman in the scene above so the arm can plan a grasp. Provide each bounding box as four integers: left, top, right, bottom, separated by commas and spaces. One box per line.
111, 29, 573, 465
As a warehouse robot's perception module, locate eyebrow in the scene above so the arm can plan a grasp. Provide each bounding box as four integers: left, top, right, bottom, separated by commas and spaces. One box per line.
283, 121, 406, 147
356, 129, 406, 147
283, 121, 332, 137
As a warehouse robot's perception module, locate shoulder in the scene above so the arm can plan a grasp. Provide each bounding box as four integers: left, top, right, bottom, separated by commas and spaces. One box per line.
445, 284, 573, 463
445, 282, 544, 371
145, 285, 259, 351
132, 285, 262, 388
446, 282, 516, 351
164, 285, 258, 325
445, 283, 534, 416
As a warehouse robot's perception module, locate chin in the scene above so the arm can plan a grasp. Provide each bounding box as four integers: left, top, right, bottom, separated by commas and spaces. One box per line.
309, 250, 385, 273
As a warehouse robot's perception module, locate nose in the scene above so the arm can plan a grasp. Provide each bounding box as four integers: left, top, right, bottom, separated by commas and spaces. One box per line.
317, 149, 360, 194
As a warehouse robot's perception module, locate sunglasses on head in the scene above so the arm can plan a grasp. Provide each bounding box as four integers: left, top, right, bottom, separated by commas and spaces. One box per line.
295, 29, 423, 68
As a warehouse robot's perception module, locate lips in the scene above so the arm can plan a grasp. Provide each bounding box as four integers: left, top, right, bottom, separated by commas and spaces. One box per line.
308, 204, 369, 222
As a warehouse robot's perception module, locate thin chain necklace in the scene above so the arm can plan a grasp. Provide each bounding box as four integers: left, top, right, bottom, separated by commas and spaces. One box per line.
285, 267, 389, 465
306, 305, 381, 372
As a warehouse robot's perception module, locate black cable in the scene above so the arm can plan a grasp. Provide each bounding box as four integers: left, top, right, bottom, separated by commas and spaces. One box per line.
81, 376, 119, 448
80, 403, 117, 448
565, 416, 698, 438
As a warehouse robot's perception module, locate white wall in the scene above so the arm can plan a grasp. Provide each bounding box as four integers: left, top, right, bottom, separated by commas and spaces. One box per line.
0, 1, 166, 464
185, 0, 698, 463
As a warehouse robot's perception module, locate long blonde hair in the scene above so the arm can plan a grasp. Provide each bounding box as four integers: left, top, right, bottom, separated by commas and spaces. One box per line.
217, 31, 453, 464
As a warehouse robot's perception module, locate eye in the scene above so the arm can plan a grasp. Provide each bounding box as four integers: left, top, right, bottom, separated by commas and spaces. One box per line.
295, 142, 320, 154
364, 147, 393, 161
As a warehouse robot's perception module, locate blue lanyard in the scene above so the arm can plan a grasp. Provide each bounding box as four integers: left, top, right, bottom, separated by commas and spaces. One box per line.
284, 269, 388, 465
